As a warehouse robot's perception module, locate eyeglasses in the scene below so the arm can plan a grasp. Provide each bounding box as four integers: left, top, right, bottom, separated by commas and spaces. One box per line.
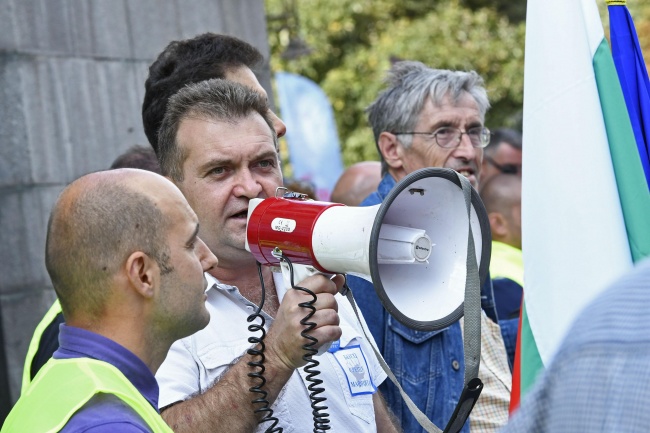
392, 126, 491, 149
484, 155, 521, 175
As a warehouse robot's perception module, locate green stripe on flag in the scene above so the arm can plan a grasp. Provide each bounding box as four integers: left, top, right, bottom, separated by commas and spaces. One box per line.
593, 39, 650, 263
520, 301, 544, 397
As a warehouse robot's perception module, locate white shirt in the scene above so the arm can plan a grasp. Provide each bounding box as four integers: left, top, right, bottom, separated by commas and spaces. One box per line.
156, 273, 386, 433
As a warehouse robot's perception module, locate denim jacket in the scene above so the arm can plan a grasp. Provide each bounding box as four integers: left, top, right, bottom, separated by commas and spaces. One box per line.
347, 174, 499, 433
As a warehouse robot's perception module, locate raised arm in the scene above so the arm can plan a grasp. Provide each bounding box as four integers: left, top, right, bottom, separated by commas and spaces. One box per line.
160, 274, 344, 433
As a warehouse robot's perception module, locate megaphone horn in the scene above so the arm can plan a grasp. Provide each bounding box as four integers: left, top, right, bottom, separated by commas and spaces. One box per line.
245, 167, 491, 332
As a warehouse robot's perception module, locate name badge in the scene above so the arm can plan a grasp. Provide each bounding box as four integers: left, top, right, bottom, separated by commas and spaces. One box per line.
332, 344, 376, 396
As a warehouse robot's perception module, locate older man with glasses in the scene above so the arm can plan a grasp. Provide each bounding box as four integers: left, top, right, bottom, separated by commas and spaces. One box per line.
346, 61, 512, 433
480, 128, 523, 190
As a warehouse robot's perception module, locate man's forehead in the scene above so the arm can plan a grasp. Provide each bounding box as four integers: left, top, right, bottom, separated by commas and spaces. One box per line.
223, 66, 267, 98
421, 93, 483, 122
177, 114, 275, 158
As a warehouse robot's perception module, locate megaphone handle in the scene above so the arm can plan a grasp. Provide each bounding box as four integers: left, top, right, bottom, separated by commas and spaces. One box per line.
278, 262, 333, 356
442, 378, 483, 433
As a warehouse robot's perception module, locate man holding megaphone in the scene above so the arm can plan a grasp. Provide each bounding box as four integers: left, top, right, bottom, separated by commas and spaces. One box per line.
346, 62, 512, 433
152, 78, 400, 433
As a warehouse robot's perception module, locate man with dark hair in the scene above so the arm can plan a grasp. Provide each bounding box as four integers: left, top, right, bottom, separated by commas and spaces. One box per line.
4, 169, 218, 432
348, 61, 512, 433
142, 32, 286, 152
110, 145, 162, 174
154, 78, 398, 433
480, 128, 522, 190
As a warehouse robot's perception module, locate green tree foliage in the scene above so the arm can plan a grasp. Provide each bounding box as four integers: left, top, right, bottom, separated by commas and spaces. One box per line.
265, 0, 525, 165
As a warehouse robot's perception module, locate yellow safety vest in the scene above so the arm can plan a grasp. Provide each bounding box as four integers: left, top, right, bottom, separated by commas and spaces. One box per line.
21, 299, 63, 393
489, 241, 524, 287
4, 358, 173, 433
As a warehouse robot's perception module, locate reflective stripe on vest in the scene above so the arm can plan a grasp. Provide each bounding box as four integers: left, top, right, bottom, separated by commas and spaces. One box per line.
21, 299, 62, 394
5, 358, 173, 433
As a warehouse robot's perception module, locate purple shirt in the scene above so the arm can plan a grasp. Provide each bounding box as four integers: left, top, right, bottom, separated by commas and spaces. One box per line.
54, 324, 159, 432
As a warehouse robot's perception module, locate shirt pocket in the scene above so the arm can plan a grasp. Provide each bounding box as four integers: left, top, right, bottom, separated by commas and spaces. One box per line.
326, 328, 376, 424
197, 342, 294, 433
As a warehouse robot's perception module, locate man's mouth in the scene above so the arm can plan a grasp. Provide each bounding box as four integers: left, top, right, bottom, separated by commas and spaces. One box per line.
456, 169, 474, 178
230, 209, 249, 219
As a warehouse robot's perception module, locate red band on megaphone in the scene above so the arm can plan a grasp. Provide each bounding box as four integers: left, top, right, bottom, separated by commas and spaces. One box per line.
247, 197, 343, 272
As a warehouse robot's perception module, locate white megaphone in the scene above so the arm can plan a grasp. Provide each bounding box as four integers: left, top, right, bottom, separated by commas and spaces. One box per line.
245, 167, 491, 331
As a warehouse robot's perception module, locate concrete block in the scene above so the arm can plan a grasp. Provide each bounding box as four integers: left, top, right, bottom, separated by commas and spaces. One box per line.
125, 0, 181, 60
0, 0, 18, 51
175, 0, 225, 39
0, 186, 62, 295
68, 0, 131, 58
104, 60, 151, 152
56, 59, 148, 176
0, 56, 30, 188
19, 57, 76, 184
219, 0, 269, 57
8, 0, 73, 55
0, 287, 57, 402
3, 0, 131, 59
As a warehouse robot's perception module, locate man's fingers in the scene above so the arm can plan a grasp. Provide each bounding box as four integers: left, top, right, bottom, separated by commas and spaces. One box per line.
295, 273, 342, 295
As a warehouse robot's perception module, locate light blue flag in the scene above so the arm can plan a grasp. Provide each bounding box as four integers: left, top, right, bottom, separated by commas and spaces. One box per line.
275, 72, 344, 200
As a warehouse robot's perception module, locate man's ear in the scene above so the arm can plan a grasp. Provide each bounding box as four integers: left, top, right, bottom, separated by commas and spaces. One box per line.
488, 212, 508, 239
125, 251, 158, 299
378, 132, 404, 171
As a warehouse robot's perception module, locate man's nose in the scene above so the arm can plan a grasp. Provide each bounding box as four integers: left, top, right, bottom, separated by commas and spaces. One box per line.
452, 133, 479, 159
233, 169, 263, 199
269, 110, 287, 138
198, 238, 218, 271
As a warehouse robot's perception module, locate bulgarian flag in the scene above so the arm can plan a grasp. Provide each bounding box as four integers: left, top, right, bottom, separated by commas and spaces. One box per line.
510, 0, 650, 412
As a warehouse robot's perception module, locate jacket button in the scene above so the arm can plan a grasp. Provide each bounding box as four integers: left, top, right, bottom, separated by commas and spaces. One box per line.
452, 360, 460, 371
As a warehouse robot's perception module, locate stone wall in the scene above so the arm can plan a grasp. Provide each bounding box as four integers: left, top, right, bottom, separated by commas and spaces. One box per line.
0, 0, 271, 407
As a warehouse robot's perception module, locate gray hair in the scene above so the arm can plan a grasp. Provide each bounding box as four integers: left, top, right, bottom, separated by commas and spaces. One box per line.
367, 61, 490, 174
157, 78, 278, 181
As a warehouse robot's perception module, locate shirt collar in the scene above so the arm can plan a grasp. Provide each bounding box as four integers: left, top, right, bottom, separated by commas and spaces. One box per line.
55, 324, 159, 410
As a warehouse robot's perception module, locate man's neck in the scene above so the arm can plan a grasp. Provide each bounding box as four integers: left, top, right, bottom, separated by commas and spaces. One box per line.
209, 261, 280, 316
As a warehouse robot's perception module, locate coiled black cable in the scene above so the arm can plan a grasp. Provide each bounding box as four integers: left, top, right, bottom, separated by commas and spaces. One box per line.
247, 261, 282, 433
281, 254, 331, 432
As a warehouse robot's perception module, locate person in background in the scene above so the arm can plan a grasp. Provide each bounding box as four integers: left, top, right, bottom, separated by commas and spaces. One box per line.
479, 128, 522, 191
481, 174, 523, 321
347, 61, 512, 433
502, 258, 650, 433
3, 169, 218, 432
110, 145, 162, 174
331, 161, 382, 206
481, 174, 523, 368
142, 32, 286, 152
283, 177, 318, 199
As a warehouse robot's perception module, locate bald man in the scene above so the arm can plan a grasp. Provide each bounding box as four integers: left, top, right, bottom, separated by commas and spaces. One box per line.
331, 161, 382, 206
481, 174, 523, 321
3, 169, 217, 433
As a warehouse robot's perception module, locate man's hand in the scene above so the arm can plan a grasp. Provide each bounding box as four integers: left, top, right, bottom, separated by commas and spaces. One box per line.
266, 273, 344, 371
